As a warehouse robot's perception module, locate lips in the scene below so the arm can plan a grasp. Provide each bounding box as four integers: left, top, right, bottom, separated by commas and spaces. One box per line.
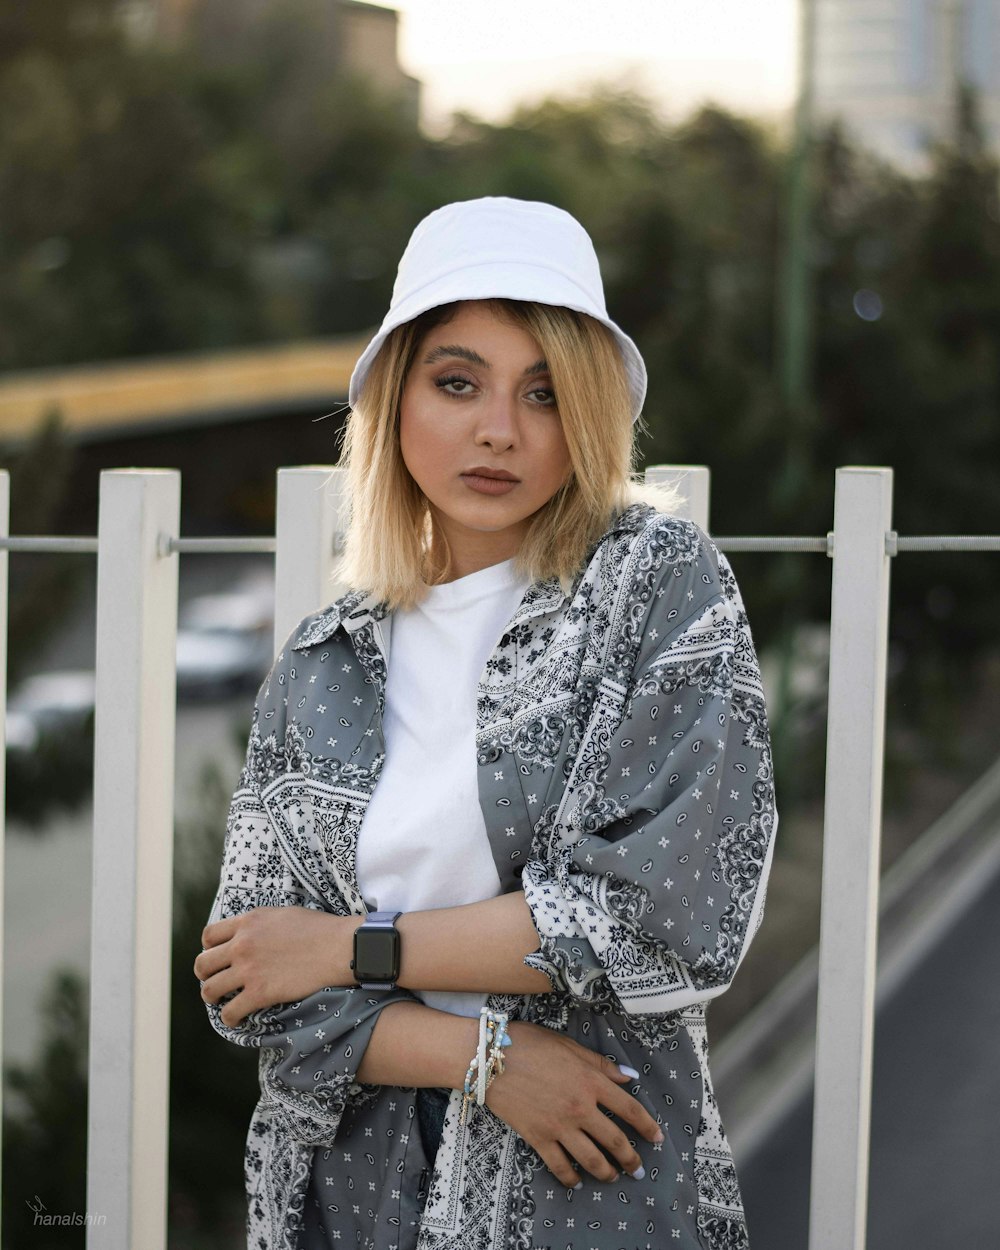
461, 467, 520, 481
460, 469, 520, 496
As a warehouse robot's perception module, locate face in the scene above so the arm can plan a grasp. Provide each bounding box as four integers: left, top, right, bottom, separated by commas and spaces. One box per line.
399, 301, 574, 580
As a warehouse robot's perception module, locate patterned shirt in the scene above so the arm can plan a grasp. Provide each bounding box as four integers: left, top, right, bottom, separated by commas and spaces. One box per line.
202, 502, 779, 1250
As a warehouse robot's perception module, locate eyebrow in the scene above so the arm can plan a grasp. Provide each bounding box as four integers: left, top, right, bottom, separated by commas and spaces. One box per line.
420, 344, 549, 376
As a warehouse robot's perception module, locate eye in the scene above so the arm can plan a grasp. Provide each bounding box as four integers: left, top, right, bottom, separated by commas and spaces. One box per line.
527, 386, 557, 407
434, 374, 476, 397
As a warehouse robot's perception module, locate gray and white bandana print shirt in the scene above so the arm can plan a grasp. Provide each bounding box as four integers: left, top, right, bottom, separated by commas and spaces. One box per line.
202, 502, 779, 1250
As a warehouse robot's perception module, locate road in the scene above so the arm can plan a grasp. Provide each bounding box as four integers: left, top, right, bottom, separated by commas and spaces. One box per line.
738, 860, 1000, 1249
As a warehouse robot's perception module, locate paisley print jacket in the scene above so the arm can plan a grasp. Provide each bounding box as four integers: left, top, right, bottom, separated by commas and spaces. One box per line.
202, 502, 778, 1250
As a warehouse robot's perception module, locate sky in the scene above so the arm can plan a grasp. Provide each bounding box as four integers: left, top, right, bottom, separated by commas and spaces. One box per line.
368, 0, 801, 135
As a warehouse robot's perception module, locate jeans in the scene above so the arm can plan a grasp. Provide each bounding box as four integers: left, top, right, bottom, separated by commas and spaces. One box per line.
415, 1086, 451, 1166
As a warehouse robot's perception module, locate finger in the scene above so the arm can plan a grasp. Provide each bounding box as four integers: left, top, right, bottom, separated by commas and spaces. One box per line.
560, 1126, 621, 1185
193, 943, 230, 981
580, 1109, 645, 1179
201, 917, 236, 948
610, 1059, 638, 1081
533, 1139, 584, 1192
599, 1080, 664, 1146
200, 966, 244, 1006
219, 989, 254, 1029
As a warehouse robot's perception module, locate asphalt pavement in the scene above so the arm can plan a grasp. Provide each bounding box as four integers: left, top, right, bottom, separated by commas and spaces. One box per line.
739, 860, 1000, 1249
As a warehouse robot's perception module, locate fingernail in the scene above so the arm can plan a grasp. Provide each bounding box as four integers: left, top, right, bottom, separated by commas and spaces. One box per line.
618, 1064, 640, 1079
629, 1166, 646, 1180
653, 1128, 665, 1143
572, 1181, 583, 1191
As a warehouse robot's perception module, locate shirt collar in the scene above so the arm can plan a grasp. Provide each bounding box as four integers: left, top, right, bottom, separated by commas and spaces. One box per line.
291, 587, 390, 651
290, 576, 567, 652
289, 502, 653, 652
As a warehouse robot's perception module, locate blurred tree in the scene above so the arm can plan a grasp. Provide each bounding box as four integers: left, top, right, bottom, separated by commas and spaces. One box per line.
1, 738, 260, 1249
4, 705, 95, 829
0, 0, 123, 66
169, 742, 260, 1249
810, 84, 1000, 751
2, 967, 89, 1250
1, 408, 96, 827
0, 0, 260, 367
3, 407, 81, 687
179, 0, 432, 340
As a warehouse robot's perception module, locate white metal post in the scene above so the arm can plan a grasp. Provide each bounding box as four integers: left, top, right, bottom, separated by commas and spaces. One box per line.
88, 470, 180, 1250
0, 470, 8, 1246
644, 464, 711, 531
274, 466, 345, 654
808, 466, 893, 1250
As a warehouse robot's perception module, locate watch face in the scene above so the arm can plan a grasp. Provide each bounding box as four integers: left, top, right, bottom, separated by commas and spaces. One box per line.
354, 927, 399, 982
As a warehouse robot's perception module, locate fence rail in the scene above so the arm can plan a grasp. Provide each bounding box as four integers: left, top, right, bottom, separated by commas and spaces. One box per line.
0, 462, 996, 1250
5, 534, 1000, 556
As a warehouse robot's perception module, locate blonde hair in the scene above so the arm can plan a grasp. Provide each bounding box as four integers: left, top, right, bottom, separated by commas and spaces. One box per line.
332, 298, 684, 610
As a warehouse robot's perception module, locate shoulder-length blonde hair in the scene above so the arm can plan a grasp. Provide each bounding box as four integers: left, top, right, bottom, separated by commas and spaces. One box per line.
332, 297, 683, 610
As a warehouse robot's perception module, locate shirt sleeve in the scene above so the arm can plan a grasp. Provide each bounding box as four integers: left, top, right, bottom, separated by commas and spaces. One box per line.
520, 525, 778, 1038
199, 627, 422, 1147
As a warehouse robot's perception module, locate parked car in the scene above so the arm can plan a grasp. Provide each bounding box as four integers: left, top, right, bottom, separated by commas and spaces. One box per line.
6, 670, 96, 754
4, 670, 97, 824
175, 590, 274, 700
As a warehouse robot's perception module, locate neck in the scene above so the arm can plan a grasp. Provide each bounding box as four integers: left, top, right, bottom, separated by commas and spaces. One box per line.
425, 523, 523, 584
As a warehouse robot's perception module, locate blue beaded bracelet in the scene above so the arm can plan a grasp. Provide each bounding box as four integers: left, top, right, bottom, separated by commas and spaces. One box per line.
460, 1007, 513, 1125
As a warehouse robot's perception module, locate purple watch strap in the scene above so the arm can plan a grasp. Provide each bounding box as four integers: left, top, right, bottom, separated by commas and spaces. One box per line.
363, 910, 402, 926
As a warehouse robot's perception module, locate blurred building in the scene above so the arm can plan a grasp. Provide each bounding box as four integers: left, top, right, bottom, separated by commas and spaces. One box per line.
121, 0, 421, 125
814, 0, 1000, 172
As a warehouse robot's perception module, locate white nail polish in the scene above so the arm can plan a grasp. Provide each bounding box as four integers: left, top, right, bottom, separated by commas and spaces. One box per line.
618, 1064, 640, 1079
572, 1181, 583, 1191
629, 1165, 645, 1180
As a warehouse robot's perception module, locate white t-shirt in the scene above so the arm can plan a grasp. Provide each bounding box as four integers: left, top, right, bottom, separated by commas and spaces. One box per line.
355, 556, 532, 1018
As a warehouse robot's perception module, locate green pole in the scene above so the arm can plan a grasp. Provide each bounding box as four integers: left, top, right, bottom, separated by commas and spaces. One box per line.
775, 0, 817, 508
772, 0, 819, 799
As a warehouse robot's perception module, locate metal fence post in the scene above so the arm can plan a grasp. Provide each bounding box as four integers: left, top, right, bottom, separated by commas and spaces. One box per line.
808, 466, 894, 1250
87, 470, 180, 1250
644, 464, 711, 530
274, 466, 344, 653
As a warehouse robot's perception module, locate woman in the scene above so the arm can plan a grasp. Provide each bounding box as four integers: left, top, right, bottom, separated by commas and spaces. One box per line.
194, 196, 778, 1250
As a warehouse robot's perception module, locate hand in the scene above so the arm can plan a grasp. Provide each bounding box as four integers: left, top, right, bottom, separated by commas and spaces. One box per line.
194, 906, 354, 1028
483, 1020, 664, 1189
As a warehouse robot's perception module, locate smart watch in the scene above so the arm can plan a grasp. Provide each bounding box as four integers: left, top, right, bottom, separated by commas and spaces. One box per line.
351, 909, 403, 989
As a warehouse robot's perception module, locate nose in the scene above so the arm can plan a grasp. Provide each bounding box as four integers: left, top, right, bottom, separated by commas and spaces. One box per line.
474, 390, 518, 450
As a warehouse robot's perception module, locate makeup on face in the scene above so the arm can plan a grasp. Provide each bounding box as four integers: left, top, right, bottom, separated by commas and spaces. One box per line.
398, 301, 573, 578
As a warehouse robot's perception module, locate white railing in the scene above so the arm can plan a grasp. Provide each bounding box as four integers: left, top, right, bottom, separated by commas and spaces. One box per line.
1, 462, 998, 1250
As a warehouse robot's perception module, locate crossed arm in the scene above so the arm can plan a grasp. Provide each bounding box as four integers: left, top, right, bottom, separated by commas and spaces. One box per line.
192, 890, 670, 1190
194, 889, 554, 1085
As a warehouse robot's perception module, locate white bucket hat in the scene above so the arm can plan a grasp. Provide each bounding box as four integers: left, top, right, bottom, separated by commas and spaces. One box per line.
348, 196, 647, 423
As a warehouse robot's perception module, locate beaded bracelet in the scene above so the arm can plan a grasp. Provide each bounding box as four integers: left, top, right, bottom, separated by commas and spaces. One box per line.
460, 1007, 512, 1126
